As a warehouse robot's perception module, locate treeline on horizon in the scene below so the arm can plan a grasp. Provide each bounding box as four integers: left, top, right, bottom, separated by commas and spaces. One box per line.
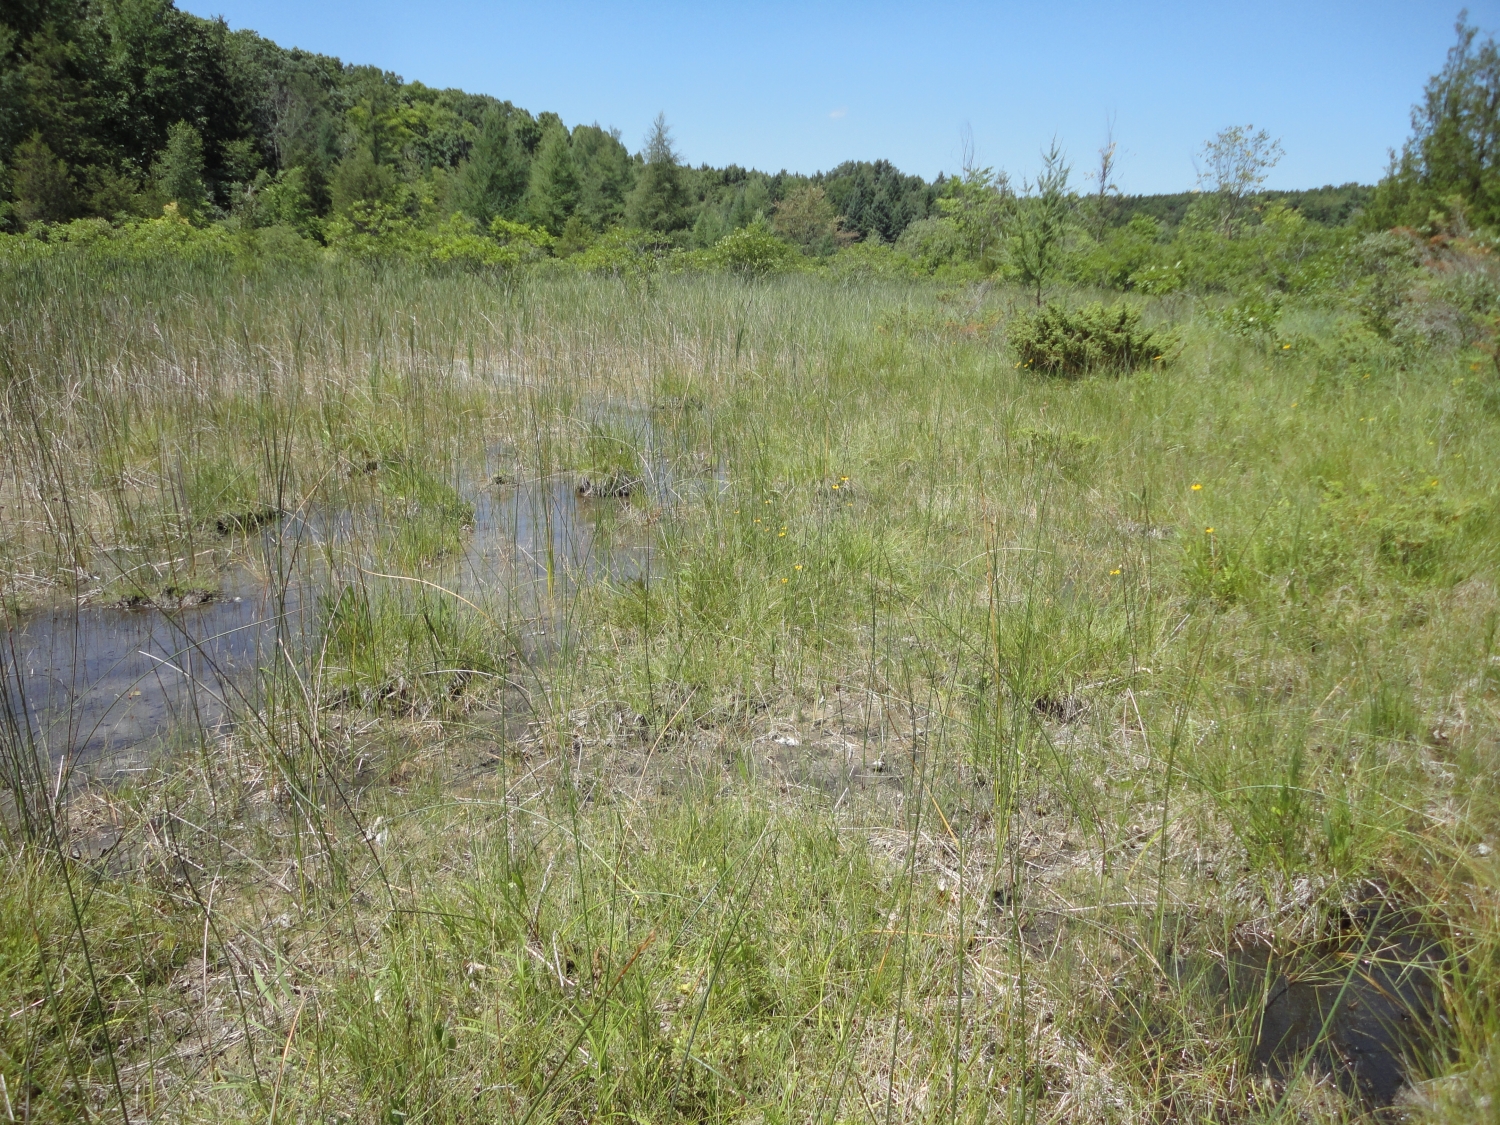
0, 0, 1496, 287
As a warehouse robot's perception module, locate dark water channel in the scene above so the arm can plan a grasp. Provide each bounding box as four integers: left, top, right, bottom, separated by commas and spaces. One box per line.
1168, 905, 1448, 1109
4, 461, 655, 774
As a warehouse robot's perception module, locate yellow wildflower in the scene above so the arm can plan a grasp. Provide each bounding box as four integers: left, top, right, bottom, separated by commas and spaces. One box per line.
1191, 483, 1202, 491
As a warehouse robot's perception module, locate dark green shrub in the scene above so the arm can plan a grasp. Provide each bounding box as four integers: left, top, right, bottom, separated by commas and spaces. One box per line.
1008, 301, 1178, 377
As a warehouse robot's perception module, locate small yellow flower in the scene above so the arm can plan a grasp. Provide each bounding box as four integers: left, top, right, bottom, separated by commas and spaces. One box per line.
1110, 568, 1122, 576
780, 577, 788, 584
1430, 479, 1439, 487
794, 564, 803, 570
778, 531, 786, 537
840, 476, 849, 481
1205, 527, 1215, 534
832, 483, 839, 490
1191, 483, 1202, 491
1282, 344, 1291, 350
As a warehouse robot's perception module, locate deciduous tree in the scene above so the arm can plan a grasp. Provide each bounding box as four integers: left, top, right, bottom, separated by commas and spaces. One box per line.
1197, 125, 1283, 236
153, 120, 207, 217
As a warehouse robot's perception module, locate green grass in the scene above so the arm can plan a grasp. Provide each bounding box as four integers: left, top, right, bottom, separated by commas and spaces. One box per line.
2, 261, 1499, 1122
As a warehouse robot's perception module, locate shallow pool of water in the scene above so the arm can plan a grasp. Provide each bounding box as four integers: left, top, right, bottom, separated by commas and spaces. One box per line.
4, 459, 658, 773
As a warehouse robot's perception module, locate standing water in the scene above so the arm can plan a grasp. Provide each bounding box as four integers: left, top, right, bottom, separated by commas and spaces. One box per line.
3, 463, 653, 774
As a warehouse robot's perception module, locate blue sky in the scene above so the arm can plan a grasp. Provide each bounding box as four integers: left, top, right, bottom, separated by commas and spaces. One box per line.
180, 0, 1496, 193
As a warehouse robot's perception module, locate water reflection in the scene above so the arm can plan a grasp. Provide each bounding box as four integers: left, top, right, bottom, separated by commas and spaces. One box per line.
5, 465, 650, 772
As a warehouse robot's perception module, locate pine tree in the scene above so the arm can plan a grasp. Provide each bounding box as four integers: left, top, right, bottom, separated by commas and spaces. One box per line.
154, 121, 207, 217
454, 107, 529, 225
570, 124, 635, 229
1369, 18, 1500, 230
626, 113, 690, 232
524, 123, 580, 234
11, 134, 76, 223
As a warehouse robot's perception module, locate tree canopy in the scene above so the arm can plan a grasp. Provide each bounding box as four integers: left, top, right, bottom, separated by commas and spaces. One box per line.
0, 0, 1386, 252
1369, 17, 1500, 231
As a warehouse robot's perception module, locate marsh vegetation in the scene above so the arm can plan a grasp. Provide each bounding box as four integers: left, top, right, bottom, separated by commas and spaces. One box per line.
2, 255, 1498, 1123
9, 5, 1500, 1121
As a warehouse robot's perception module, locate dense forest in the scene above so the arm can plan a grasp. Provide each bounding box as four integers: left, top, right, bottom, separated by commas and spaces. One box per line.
4, 1, 1500, 291
0, 0, 1392, 249
0, 0, 938, 246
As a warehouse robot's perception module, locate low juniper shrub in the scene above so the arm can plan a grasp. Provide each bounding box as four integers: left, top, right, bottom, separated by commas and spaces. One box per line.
1008, 301, 1178, 377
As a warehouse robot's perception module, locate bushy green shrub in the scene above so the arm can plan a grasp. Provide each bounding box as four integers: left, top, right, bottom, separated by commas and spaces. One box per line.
1321, 478, 1471, 580
709, 221, 800, 276
826, 240, 919, 280
1007, 301, 1178, 376
559, 228, 679, 275
323, 206, 551, 268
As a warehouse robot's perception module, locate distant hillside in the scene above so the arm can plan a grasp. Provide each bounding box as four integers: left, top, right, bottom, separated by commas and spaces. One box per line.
0, 0, 1370, 243
1113, 183, 1375, 231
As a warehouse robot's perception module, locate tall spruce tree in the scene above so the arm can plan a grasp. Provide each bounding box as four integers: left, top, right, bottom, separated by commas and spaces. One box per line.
626, 113, 690, 232
454, 106, 529, 225
154, 120, 208, 217
524, 123, 580, 233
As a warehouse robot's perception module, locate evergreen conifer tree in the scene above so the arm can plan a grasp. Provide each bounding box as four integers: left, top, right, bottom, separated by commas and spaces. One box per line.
329, 144, 394, 214
626, 113, 690, 232
154, 121, 207, 217
455, 107, 529, 225
11, 135, 77, 223
570, 124, 635, 229
524, 123, 580, 234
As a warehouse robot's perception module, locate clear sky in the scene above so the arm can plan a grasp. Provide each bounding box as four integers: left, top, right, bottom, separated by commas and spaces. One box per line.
178, 0, 1498, 193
